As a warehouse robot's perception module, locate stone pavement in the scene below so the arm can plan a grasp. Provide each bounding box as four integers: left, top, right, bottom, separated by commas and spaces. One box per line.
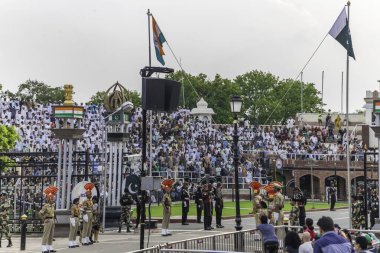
2, 208, 349, 253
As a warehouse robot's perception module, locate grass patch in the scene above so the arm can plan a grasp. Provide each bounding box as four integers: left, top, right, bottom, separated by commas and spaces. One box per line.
133, 200, 348, 218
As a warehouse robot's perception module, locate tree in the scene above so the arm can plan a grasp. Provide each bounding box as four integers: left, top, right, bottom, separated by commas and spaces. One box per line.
16, 79, 65, 104
0, 125, 20, 171
88, 89, 141, 107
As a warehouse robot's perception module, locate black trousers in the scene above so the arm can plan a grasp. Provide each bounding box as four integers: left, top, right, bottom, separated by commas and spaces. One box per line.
299, 206, 306, 227
215, 203, 223, 226
182, 200, 189, 223
196, 203, 203, 223
204, 203, 212, 229
370, 211, 378, 228
330, 195, 336, 210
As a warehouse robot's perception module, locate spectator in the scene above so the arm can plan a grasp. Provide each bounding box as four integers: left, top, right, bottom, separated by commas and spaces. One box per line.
314, 216, 354, 253
305, 218, 316, 241
257, 214, 279, 253
355, 236, 371, 253
284, 231, 302, 253
299, 232, 313, 253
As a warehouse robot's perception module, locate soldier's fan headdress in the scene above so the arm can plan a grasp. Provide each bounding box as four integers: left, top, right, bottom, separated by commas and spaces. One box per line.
271, 181, 283, 190
161, 179, 174, 190
84, 182, 95, 192
264, 184, 275, 199
249, 181, 262, 194
44, 186, 59, 196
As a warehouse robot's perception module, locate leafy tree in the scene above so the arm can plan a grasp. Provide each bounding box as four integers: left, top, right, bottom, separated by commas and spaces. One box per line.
16, 79, 64, 104
88, 89, 141, 107
89, 91, 107, 105
0, 125, 20, 171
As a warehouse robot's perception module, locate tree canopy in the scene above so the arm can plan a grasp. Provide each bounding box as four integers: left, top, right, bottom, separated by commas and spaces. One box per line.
88, 89, 141, 107
0, 125, 20, 171
167, 70, 323, 124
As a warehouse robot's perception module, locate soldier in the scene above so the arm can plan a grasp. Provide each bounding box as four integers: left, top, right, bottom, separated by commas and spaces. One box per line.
92, 196, 100, 243
214, 182, 224, 228
0, 192, 12, 248
370, 189, 379, 229
250, 181, 262, 227
161, 180, 172, 236
328, 182, 337, 211
194, 185, 203, 223
202, 183, 213, 230
68, 198, 80, 248
81, 183, 94, 246
356, 195, 366, 229
351, 195, 359, 229
40, 186, 58, 253
272, 182, 284, 239
134, 194, 142, 229
293, 187, 307, 226
289, 200, 299, 229
181, 182, 190, 225
119, 189, 134, 233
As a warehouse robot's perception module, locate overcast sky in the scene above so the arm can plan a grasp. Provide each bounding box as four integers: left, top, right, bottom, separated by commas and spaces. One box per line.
0, 0, 379, 113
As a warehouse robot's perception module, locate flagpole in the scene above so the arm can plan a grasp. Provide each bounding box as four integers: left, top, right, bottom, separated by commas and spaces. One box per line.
321, 70, 324, 106
147, 9, 152, 67
341, 71, 344, 113
346, 1, 352, 228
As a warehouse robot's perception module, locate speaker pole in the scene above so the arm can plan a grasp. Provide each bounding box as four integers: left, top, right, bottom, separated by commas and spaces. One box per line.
147, 9, 152, 67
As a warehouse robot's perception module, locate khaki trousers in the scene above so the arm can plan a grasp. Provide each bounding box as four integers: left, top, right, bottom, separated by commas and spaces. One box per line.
69, 217, 79, 241
42, 219, 54, 245
82, 213, 93, 237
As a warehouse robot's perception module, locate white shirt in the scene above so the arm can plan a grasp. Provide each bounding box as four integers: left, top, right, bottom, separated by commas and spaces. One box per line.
299, 241, 313, 253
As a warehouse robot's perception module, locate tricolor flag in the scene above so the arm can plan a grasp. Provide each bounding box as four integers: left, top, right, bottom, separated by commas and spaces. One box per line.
374, 101, 380, 114
329, 7, 355, 60
152, 16, 167, 66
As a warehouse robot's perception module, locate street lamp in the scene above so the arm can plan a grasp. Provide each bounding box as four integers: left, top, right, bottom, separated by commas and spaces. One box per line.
230, 95, 242, 234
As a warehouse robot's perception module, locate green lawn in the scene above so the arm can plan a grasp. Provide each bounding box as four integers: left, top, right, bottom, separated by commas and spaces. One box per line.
133, 200, 348, 218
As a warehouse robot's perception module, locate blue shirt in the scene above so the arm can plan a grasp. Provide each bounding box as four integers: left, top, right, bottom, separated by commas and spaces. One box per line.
257, 224, 278, 244
313, 231, 354, 253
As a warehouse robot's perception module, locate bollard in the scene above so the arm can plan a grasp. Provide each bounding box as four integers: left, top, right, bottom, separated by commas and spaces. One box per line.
20, 214, 28, 251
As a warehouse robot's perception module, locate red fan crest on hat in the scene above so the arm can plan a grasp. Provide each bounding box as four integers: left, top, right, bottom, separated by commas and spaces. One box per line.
44, 186, 59, 196
249, 181, 262, 191
84, 182, 95, 191
161, 179, 174, 189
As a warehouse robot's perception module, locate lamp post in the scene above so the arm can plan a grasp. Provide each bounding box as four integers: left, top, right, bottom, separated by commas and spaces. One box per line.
230, 95, 243, 234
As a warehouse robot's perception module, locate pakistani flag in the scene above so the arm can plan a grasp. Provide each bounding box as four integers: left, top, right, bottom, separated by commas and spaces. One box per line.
329, 7, 355, 60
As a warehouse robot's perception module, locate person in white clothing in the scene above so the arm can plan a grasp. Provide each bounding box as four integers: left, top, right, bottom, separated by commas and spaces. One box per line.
299, 232, 313, 253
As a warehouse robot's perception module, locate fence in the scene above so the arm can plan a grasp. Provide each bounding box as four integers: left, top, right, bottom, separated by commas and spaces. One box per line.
130, 226, 289, 253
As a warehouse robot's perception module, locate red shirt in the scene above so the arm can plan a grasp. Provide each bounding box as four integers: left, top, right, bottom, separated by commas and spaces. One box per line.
306, 227, 316, 241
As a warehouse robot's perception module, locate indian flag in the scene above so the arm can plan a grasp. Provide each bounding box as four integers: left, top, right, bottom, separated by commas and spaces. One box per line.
374, 101, 380, 114
152, 16, 167, 66
54, 106, 84, 118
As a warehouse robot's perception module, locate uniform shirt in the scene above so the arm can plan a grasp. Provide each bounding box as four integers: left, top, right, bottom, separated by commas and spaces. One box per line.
39, 203, 55, 219
163, 193, 171, 208
273, 193, 284, 212
82, 198, 94, 213
71, 204, 80, 217
0, 199, 10, 221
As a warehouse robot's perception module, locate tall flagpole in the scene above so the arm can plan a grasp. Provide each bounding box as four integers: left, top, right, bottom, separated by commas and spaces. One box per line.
148, 9, 152, 67
301, 71, 304, 113
346, 1, 352, 228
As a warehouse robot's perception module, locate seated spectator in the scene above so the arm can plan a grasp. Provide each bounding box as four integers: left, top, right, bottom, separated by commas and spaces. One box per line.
284, 231, 301, 253
355, 236, 371, 253
299, 232, 313, 253
257, 214, 279, 253
304, 218, 316, 241
314, 216, 354, 253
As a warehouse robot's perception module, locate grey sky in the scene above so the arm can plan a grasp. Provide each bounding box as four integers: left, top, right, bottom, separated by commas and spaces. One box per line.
0, 0, 379, 113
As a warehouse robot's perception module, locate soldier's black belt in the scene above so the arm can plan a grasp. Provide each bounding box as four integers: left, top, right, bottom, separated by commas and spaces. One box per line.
46, 217, 53, 219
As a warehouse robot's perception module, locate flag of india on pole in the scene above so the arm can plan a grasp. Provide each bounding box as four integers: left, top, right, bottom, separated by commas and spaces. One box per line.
374, 101, 380, 114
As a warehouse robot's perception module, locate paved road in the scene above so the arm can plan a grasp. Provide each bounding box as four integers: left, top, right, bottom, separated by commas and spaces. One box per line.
4, 208, 349, 253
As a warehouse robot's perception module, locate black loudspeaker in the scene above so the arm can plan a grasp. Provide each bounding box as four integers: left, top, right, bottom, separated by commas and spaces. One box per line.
142, 78, 181, 112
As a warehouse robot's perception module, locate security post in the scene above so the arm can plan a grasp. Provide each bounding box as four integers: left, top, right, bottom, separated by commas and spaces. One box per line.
20, 214, 28, 250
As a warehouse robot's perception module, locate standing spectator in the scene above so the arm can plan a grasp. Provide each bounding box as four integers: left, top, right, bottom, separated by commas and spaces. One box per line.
314, 216, 354, 253
257, 214, 279, 253
299, 232, 313, 253
328, 181, 337, 211
284, 231, 301, 253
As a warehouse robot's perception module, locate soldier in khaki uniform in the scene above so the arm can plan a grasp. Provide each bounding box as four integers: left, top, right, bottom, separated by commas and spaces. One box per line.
161, 179, 173, 236
272, 182, 285, 240
0, 192, 12, 248
68, 198, 80, 248
40, 186, 58, 253
249, 181, 262, 227
82, 183, 94, 246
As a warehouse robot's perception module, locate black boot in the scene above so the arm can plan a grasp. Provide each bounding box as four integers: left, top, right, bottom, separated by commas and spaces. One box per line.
118, 226, 121, 233
89, 236, 94, 244
127, 225, 131, 233
7, 239, 12, 248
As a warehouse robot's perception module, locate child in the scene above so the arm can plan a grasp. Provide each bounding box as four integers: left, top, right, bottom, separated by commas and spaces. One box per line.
304, 218, 316, 241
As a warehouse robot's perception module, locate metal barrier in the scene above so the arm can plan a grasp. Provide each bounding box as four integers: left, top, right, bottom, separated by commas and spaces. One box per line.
131, 226, 291, 253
